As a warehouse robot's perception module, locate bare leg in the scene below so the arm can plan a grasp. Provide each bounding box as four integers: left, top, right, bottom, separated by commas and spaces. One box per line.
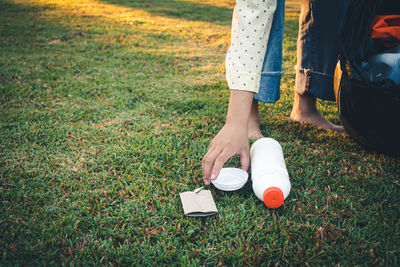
290, 92, 345, 133
248, 100, 265, 140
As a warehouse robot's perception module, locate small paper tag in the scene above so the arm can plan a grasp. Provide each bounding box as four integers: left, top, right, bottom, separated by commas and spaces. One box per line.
179, 189, 218, 217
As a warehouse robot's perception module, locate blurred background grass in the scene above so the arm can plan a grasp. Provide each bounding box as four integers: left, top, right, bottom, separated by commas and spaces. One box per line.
0, 0, 399, 265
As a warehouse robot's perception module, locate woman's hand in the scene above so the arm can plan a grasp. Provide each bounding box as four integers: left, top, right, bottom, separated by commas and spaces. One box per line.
202, 90, 255, 185
202, 122, 250, 185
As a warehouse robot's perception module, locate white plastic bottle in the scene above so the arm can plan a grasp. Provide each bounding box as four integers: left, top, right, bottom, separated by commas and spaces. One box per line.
250, 138, 291, 208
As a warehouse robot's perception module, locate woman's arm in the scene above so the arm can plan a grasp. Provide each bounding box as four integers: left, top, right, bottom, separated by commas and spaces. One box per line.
202, 90, 254, 185
202, 0, 277, 184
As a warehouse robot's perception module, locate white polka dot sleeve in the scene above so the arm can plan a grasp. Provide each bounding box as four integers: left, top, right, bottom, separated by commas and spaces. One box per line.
226, 0, 277, 93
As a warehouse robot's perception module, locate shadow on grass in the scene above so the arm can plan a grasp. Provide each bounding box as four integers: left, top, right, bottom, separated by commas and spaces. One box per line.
100, 0, 233, 26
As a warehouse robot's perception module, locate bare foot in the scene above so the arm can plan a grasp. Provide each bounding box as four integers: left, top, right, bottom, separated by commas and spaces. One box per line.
290, 93, 345, 133
248, 100, 265, 140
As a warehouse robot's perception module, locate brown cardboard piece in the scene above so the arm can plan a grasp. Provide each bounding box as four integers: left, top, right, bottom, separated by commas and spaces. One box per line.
179, 188, 218, 217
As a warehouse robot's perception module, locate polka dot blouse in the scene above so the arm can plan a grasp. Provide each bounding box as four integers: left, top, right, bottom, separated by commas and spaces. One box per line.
226, 0, 277, 93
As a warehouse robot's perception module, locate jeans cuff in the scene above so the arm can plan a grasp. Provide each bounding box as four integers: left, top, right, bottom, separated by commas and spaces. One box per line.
295, 67, 336, 101
254, 71, 283, 103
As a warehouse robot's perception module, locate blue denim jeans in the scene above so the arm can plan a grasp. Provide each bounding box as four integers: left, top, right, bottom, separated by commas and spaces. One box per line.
255, 0, 350, 103
254, 0, 285, 103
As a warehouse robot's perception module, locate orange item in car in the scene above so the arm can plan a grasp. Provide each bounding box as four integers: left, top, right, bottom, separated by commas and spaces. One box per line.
370, 15, 400, 47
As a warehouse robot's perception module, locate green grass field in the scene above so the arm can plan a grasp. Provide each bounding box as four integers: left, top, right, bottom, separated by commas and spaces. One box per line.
1, 0, 399, 265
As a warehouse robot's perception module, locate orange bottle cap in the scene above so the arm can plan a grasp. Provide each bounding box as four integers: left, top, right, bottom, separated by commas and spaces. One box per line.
263, 187, 284, 209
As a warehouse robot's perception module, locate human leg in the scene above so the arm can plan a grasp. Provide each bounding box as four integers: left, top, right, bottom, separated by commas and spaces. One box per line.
290, 0, 351, 132
248, 99, 264, 140
290, 93, 345, 132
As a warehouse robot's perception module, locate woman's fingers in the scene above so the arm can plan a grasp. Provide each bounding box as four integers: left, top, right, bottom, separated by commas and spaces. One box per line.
207, 147, 249, 183
201, 120, 250, 185
202, 145, 223, 185
210, 150, 232, 181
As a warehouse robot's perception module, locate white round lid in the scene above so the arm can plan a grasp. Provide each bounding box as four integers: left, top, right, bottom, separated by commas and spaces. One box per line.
211, 167, 248, 191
